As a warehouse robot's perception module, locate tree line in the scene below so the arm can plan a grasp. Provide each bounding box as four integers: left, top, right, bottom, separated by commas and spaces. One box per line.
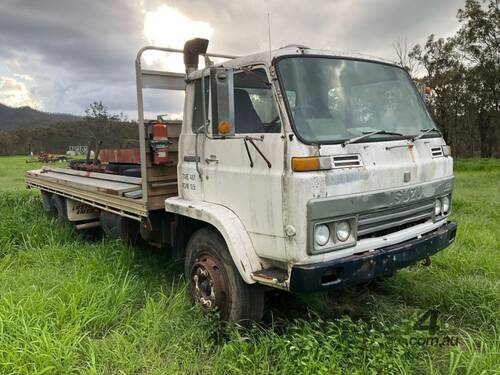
0, 102, 139, 156
394, 0, 499, 157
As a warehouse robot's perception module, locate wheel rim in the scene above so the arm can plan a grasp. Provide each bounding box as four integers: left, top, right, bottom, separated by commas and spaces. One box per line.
190, 253, 229, 314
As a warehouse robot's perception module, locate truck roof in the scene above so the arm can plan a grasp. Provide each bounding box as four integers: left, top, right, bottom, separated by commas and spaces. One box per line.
190, 45, 399, 78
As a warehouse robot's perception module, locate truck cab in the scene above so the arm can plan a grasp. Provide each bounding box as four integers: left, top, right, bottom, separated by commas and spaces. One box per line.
166, 41, 456, 320
26, 39, 457, 322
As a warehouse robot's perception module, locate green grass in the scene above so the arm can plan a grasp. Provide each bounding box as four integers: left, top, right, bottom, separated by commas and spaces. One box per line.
0, 157, 498, 374
0, 155, 45, 190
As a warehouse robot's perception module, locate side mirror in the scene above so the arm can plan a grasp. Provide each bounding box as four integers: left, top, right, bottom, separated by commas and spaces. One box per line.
209, 67, 235, 138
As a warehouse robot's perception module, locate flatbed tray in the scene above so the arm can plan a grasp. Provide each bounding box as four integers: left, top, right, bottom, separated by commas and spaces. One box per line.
26, 168, 142, 197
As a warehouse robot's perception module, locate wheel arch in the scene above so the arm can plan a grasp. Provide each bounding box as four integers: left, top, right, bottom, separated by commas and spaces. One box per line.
166, 197, 262, 284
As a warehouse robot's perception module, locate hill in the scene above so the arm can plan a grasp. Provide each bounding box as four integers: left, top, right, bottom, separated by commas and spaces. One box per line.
0, 102, 80, 130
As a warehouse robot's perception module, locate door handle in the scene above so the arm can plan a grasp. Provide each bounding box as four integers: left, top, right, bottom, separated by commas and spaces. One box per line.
205, 155, 219, 164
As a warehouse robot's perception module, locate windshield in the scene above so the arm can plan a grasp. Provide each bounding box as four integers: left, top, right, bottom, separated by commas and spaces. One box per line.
277, 56, 437, 144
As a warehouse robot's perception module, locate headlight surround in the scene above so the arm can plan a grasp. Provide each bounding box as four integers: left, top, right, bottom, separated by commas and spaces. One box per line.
434, 199, 442, 216
311, 217, 357, 254
433, 195, 451, 221
442, 196, 450, 214
442, 145, 452, 157
335, 220, 351, 242
314, 224, 330, 246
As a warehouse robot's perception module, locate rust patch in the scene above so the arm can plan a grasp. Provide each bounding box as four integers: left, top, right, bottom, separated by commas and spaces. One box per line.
97, 187, 119, 195
408, 145, 415, 164
100, 148, 141, 164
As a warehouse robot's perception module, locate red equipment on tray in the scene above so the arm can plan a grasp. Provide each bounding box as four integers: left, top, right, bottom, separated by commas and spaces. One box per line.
149, 119, 171, 165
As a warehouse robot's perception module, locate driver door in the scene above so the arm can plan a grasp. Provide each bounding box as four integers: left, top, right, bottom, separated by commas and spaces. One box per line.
200, 67, 286, 260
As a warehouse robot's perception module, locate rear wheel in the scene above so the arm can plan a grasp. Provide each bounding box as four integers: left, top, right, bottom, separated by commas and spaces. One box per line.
100, 211, 143, 245
51, 195, 67, 223
185, 227, 264, 323
40, 191, 53, 214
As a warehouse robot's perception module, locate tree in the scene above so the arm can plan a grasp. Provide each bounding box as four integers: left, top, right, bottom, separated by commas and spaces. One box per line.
406, 0, 499, 157
393, 38, 422, 78
83, 101, 123, 152
84, 101, 119, 122
455, 0, 499, 156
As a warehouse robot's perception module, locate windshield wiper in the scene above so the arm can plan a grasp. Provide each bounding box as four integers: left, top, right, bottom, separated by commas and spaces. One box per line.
342, 130, 404, 147
411, 128, 442, 142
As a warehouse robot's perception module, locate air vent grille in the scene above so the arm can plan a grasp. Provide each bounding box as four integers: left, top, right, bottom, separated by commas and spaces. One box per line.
430, 146, 444, 158
331, 154, 363, 168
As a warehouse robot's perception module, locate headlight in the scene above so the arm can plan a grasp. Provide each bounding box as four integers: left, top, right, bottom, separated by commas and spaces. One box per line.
335, 221, 351, 242
442, 145, 452, 157
442, 196, 450, 214
434, 199, 442, 216
311, 218, 357, 254
314, 224, 330, 246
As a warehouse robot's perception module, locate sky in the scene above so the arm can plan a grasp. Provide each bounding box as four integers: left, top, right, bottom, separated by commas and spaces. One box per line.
0, 0, 465, 119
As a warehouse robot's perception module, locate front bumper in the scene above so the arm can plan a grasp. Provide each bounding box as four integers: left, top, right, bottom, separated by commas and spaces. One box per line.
289, 221, 457, 292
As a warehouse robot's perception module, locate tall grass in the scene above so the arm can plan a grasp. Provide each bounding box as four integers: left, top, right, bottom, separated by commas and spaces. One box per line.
0, 158, 498, 374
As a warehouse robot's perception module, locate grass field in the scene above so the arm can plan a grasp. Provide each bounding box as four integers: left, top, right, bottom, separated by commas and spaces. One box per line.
0, 156, 498, 374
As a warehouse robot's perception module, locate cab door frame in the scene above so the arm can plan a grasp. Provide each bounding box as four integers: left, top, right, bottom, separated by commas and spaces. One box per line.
200, 64, 287, 261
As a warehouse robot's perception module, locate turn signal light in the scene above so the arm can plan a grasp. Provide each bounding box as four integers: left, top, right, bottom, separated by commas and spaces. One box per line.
292, 157, 321, 172
218, 121, 231, 135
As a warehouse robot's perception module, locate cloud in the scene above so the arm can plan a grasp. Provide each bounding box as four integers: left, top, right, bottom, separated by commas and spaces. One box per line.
0, 76, 39, 108
0, 0, 465, 117
13, 73, 33, 81
143, 5, 214, 72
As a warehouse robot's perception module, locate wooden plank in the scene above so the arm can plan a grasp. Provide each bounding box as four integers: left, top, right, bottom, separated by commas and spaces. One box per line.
150, 181, 177, 188
42, 167, 142, 185
25, 175, 149, 218
148, 175, 177, 183
146, 164, 178, 177
29, 170, 141, 196
148, 186, 178, 197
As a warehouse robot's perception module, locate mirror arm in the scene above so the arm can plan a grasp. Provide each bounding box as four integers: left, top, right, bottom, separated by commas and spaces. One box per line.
243, 138, 254, 168
245, 136, 272, 168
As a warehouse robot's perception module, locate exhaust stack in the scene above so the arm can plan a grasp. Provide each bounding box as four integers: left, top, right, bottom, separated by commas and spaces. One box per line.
183, 38, 209, 74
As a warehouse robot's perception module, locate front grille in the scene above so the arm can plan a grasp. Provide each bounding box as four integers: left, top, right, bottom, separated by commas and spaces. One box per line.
357, 199, 434, 238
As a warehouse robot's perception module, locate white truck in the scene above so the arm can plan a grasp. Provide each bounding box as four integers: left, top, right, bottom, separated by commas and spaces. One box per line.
26, 38, 457, 322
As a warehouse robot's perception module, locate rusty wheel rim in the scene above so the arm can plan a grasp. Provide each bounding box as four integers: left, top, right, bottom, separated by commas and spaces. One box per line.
190, 252, 229, 314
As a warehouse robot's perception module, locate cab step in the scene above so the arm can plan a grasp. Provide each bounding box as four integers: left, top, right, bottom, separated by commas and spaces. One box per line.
251, 268, 289, 290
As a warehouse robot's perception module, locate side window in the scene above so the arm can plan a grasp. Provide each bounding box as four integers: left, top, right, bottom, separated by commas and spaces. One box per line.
286, 90, 296, 110
192, 78, 208, 133
234, 68, 280, 133
192, 69, 280, 134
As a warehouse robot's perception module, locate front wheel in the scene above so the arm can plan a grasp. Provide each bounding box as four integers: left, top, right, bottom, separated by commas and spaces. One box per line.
185, 227, 264, 323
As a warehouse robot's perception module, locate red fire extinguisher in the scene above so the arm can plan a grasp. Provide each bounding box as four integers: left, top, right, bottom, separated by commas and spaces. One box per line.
149, 118, 170, 165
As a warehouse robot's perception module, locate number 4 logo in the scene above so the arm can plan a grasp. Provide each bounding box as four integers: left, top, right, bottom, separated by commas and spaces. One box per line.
414, 308, 440, 334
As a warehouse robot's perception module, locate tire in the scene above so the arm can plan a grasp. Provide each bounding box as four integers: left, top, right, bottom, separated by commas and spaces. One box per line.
185, 227, 264, 323
40, 191, 53, 213
100, 211, 143, 246
51, 195, 67, 223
